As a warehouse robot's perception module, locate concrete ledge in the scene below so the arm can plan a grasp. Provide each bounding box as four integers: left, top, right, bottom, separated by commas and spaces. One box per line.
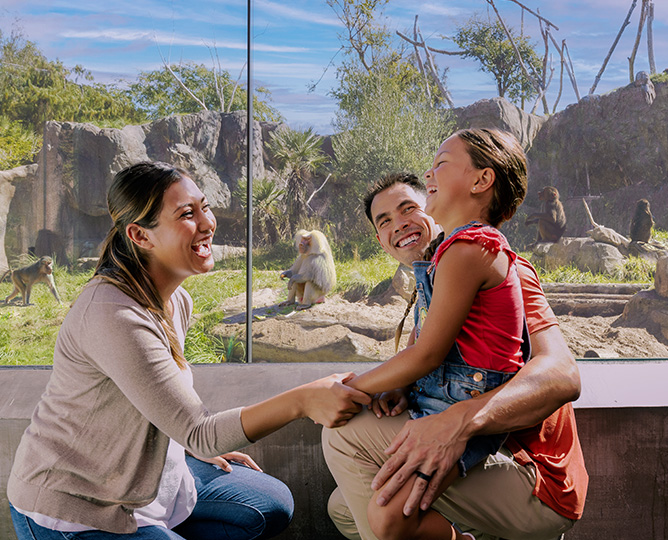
1, 361, 667, 539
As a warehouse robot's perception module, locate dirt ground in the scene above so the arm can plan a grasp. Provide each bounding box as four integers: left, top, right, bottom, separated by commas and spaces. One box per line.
216, 288, 668, 361
557, 315, 668, 358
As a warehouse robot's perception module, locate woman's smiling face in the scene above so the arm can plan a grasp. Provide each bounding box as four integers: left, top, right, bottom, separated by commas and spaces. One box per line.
143, 176, 217, 288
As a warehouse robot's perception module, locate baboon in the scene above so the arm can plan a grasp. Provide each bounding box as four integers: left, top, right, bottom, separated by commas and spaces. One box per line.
525, 186, 567, 243
629, 199, 654, 243
4, 256, 62, 305
280, 229, 336, 309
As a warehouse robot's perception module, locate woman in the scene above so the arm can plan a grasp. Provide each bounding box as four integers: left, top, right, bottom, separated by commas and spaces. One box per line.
8, 162, 369, 539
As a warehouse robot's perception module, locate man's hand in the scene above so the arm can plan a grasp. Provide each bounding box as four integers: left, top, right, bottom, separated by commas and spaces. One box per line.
372, 406, 469, 516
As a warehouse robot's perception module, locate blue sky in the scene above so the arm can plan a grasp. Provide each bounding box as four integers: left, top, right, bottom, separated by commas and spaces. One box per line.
1, 0, 666, 134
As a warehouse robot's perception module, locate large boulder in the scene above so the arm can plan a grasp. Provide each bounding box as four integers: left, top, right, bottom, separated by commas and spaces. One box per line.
0, 164, 39, 271
531, 237, 625, 275
453, 97, 547, 149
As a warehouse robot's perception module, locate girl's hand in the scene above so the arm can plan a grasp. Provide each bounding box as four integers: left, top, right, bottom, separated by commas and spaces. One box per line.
371, 388, 409, 418
191, 451, 262, 473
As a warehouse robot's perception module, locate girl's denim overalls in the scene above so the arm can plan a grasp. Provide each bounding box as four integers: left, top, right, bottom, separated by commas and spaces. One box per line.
408, 225, 531, 477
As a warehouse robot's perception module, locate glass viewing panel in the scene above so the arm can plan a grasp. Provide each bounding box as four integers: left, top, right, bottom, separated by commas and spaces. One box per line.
0, 1, 666, 365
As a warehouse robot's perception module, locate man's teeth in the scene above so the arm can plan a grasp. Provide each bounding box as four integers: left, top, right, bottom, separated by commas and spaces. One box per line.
398, 234, 419, 247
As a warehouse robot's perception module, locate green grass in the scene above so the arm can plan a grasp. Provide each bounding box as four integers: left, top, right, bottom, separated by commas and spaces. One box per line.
525, 254, 655, 284
0, 264, 92, 365
0, 245, 657, 365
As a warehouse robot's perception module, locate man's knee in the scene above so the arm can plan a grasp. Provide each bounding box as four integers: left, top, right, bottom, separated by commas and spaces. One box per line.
327, 488, 361, 540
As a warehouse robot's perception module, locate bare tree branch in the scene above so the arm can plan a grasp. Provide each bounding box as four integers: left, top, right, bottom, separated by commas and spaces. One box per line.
553, 40, 565, 113
628, 0, 648, 83
306, 173, 332, 212
487, 0, 548, 113
563, 42, 580, 100
547, 33, 580, 101
531, 58, 554, 115
207, 43, 225, 111
412, 16, 431, 101
396, 31, 466, 56
416, 26, 455, 108
505, 0, 559, 31
590, 0, 637, 94
157, 48, 208, 111
228, 62, 247, 113
647, 0, 656, 73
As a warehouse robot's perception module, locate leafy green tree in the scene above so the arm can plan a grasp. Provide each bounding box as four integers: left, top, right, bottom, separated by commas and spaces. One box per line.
323, 0, 452, 236
330, 55, 452, 235
268, 128, 330, 232
127, 63, 282, 122
453, 15, 543, 105
0, 116, 41, 169
0, 29, 142, 132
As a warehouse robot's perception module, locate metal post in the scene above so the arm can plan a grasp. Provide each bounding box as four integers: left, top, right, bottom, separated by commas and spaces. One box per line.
245, 0, 253, 362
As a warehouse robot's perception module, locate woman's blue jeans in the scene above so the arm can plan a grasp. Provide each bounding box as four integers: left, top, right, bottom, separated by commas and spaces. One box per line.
10, 456, 293, 540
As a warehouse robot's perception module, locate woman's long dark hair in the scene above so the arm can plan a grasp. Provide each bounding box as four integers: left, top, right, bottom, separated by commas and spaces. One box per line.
95, 162, 190, 369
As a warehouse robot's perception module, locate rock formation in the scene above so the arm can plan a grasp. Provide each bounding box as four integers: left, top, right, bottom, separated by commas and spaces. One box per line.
2, 111, 277, 265
453, 97, 546, 150
3, 79, 668, 266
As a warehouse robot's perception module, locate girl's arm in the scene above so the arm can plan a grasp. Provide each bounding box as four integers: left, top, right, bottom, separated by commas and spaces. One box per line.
348, 242, 505, 395
240, 373, 371, 441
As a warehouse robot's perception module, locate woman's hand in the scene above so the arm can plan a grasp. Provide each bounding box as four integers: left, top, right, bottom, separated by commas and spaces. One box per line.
370, 388, 409, 418
300, 372, 371, 428
239, 372, 371, 442
191, 451, 262, 473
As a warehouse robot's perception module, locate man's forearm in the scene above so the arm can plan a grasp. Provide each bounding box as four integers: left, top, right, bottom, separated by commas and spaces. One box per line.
459, 325, 581, 438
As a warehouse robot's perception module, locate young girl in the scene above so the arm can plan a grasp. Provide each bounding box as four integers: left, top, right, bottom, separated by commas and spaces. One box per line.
7, 162, 369, 540
345, 128, 529, 540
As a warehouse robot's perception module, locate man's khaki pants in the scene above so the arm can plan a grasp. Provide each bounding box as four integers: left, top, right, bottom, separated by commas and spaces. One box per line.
322, 409, 574, 540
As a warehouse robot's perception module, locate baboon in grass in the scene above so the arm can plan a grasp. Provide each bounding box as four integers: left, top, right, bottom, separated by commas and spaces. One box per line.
4, 256, 62, 305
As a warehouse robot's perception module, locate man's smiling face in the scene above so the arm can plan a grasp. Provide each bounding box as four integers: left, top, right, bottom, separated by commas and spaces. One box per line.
370, 183, 438, 267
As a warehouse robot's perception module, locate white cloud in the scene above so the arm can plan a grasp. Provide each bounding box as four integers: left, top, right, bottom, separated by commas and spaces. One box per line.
60, 29, 309, 53
254, 0, 342, 28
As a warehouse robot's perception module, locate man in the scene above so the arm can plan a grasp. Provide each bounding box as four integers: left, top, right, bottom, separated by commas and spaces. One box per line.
322, 173, 588, 540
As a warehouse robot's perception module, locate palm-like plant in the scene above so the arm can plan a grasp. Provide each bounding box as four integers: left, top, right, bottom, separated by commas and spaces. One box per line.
268, 127, 329, 232
235, 177, 285, 246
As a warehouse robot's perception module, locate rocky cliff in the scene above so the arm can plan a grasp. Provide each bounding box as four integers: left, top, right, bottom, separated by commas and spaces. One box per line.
0, 111, 279, 270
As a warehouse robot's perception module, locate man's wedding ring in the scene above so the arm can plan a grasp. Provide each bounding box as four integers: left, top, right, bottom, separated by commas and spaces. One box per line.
415, 471, 433, 482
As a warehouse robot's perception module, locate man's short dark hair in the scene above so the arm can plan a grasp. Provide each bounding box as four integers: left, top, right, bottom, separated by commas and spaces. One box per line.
363, 172, 425, 227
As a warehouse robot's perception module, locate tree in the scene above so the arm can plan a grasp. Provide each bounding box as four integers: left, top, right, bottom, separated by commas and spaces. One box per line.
326, 0, 391, 72
453, 15, 543, 105
268, 128, 330, 232
0, 29, 142, 133
127, 63, 282, 122
331, 58, 452, 232
324, 0, 452, 236
0, 116, 41, 170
